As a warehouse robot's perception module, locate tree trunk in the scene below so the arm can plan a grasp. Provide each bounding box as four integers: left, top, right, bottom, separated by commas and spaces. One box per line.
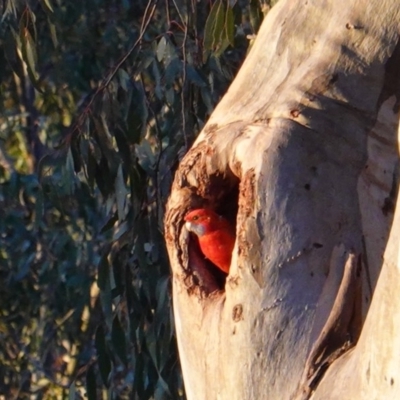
165, 0, 400, 399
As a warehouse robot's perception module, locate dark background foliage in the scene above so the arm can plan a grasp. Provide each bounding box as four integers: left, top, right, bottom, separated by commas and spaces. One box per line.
0, 0, 273, 398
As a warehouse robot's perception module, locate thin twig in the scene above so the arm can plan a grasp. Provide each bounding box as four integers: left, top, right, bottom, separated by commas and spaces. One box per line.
165, 0, 171, 28
171, 0, 185, 26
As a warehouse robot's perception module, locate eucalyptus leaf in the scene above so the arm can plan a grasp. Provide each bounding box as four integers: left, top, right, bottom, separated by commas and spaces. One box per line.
156, 36, 167, 62
115, 164, 128, 222
68, 381, 76, 400
95, 326, 112, 387
126, 81, 148, 144
111, 315, 128, 366
86, 364, 97, 400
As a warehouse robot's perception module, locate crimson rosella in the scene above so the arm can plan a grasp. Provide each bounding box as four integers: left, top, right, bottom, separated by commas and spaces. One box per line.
184, 208, 235, 274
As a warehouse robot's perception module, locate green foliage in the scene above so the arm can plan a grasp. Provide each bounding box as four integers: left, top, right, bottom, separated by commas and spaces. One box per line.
0, 0, 269, 398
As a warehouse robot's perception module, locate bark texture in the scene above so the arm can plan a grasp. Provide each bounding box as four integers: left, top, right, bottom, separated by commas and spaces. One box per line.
165, 0, 400, 399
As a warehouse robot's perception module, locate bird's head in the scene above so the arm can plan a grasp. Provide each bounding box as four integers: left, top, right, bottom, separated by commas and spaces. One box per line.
184, 208, 222, 237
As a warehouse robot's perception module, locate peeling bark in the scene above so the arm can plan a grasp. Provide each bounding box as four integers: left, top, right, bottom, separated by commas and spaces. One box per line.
296, 249, 362, 399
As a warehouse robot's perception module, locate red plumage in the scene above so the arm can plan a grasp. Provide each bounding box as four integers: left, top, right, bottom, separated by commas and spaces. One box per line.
184, 209, 235, 274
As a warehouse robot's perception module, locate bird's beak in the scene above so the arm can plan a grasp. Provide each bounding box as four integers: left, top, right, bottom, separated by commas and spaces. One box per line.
185, 221, 205, 237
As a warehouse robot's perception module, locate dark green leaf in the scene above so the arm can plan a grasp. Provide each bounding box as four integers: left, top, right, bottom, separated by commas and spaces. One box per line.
204, 0, 224, 53
86, 145, 97, 189
118, 68, 131, 92
225, 5, 235, 47
186, 65, 207, 87
40, 0, 54, 14
97, 250, 110, 291
156, 36, 167, 62
100, 211, 118, 233
115, 164, 128, 222
112, 220, 129, 241
48, 18, 58, 48
19, 12, 43, 92
125, 81, 148, 144
68, 381, 76, 400
95, 326, 111, 387
34, 189, 44, 229
249, 0, 263, 32
155, 376, 171, 398
204, 1, 236, 58
86, 364, 97, 400
164, 58, 182, 84
62, 148, 76, 195
135, 139, 156, 173
111, 315, 128, 366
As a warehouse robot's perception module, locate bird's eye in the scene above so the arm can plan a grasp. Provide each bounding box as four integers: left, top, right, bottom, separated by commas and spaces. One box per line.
192, 215, 199, 221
